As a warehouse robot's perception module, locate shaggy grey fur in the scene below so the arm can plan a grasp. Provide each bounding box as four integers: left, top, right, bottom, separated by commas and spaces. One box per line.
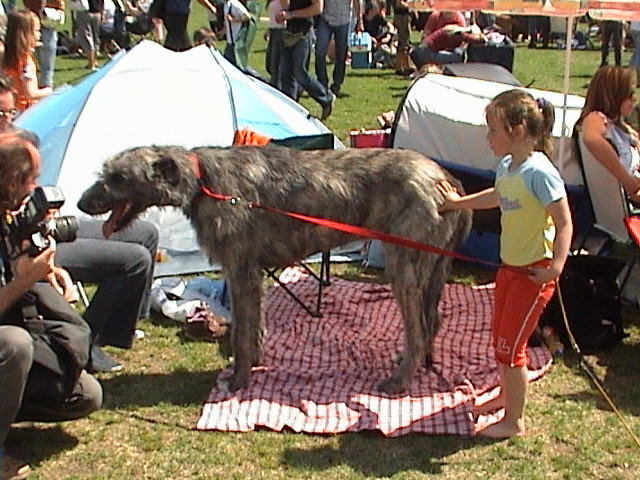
78, 145, 472, 394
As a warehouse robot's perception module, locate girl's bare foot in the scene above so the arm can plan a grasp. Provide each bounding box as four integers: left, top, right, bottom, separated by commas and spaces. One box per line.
477, 418, 525, 438
473, 395, 505, 416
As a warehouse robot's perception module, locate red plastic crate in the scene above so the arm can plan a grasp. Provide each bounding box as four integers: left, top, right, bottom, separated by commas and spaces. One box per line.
349, 129, 390, 148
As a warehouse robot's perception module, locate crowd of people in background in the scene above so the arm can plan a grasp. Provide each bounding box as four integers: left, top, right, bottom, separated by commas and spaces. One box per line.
0, 1, 637, 115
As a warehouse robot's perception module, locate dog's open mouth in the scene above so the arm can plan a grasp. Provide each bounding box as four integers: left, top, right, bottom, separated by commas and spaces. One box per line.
103, 202, 141, 238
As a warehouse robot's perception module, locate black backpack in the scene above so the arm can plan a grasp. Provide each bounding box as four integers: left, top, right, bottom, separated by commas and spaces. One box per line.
540, 255, 628, 351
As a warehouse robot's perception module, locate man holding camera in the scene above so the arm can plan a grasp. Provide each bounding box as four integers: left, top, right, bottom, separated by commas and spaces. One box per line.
0, 76, 159, 373
0, 135, 102, 480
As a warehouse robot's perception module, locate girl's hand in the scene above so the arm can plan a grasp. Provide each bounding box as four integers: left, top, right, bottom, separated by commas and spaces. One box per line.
436, 180, 461, 211
527, 264, 562, 285
627, 176, 640, 204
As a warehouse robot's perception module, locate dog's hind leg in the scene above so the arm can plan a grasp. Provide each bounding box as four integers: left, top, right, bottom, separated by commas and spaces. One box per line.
217, 262, 265, 392
418, 253, 452, 366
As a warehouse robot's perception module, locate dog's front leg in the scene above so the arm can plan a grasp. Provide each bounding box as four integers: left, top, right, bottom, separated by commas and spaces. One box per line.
218, 264, 264, 392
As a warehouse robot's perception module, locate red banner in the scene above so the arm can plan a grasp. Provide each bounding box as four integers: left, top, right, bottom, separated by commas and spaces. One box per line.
409, 0, 640, 20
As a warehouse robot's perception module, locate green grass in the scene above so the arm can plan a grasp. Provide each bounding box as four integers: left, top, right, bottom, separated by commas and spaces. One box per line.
8, 8, 640, 480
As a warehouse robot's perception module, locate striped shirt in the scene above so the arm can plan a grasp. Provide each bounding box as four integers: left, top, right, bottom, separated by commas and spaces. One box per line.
321, 0, 352, 26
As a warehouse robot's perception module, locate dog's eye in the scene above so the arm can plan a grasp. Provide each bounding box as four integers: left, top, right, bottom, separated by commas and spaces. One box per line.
107, 172, 126, 186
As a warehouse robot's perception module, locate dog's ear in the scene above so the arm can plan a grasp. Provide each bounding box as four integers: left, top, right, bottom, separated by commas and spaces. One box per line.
152, 156, 181, 186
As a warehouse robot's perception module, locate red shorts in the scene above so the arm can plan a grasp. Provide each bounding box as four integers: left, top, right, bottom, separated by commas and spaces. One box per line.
493, 260, 556, 367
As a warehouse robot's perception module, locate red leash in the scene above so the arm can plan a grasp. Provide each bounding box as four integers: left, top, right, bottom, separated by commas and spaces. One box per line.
189, 154, 529, 274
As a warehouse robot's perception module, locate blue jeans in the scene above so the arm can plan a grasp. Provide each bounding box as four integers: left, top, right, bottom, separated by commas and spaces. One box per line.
266, 28, 284, 90
314, 17, 349, 93
410, 44, 464, 68
601, 20, 622, 66
280, 29, 332, 108
631, 31, 640, 69
35, 27, 57, 88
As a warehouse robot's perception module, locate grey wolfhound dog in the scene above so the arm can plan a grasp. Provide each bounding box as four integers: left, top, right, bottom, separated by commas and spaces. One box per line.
78, 144, 472, 394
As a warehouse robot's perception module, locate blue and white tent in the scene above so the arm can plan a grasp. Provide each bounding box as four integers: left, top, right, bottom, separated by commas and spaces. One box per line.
16, 40, 338, 275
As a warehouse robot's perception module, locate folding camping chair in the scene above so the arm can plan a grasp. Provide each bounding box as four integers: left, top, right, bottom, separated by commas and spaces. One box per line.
264, 252, 331, 318
574, 129, 640, 290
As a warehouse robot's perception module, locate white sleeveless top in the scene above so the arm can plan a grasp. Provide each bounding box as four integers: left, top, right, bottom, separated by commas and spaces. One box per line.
267, 0, 284, 29
605, 120, 640, 175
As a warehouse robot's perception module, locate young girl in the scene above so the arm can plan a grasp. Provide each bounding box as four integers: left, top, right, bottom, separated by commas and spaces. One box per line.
438, 89, 573, 438
2, 10, 52, 112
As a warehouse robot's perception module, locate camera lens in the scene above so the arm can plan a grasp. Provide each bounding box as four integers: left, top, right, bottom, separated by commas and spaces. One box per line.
51, 216, 79, 243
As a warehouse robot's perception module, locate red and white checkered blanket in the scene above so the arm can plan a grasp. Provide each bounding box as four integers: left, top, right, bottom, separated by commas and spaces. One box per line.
197, 269, 552, 436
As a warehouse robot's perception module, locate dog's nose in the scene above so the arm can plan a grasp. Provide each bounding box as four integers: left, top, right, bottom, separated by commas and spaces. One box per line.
78, 182, 109, 214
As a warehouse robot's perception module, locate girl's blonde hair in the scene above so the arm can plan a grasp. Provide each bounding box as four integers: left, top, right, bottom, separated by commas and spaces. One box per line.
486, 88, 556, 159
2, 10, 37, 73
577, 66, 637, 134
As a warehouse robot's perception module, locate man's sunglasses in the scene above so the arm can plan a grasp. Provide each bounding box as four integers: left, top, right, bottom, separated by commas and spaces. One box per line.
0, 109, 18, 119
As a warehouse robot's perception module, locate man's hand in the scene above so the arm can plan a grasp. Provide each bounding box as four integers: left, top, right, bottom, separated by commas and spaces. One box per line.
275, 9, 288, 23
13, 245, 55, 284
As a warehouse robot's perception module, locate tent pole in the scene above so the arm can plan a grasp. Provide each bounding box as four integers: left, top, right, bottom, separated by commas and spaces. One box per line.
559, 14, 575, 171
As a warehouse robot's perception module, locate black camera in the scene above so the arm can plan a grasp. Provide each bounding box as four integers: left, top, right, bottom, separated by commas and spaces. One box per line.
1, 186, 79, 259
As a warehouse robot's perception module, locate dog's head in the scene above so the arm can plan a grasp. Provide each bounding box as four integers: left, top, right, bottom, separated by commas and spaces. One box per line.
78, 145, 197, 237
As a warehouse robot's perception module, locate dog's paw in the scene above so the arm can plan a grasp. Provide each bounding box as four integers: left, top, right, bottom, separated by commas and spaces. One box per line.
393, 351, 404, 366
424, 353, 433, 369
218, 372, 249, 392
217, 377, 232, 393
377, 376, 408, 395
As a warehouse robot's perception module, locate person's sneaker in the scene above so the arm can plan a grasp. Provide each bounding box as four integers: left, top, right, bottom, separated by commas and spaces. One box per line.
1, 454, 30, 480
320, 92, 336, 121
89, 345, 123, 373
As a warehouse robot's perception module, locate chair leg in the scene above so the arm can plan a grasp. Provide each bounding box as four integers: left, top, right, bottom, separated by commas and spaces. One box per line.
76, 281, 90, 308
265, 267, 322, 318
315, 250, 331, 314
618, 251, 639, 293
264, 250, 332, 318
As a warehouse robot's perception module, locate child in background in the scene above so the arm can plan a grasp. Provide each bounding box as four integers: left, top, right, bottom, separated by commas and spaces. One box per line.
2, 10, 52, 112
193, 26, 217, 46
438, 89, 573, 438
222, 0, 250, 68
363, 0, 395, 68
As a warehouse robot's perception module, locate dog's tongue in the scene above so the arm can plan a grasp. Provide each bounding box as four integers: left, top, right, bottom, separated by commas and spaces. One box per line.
102, 204, 127, 238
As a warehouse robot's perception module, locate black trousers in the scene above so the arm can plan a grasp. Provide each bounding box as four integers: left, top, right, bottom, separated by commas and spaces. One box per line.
1, 284, 102, 437
56, 220, 158, 349
163, 12, 191, 51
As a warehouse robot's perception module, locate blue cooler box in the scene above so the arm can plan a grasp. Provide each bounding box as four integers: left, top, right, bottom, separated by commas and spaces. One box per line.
349, 32, 372, 69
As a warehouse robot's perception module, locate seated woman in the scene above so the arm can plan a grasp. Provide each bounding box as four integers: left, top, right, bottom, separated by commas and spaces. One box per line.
575, 66, 640, 204
2, 10, 52, 112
